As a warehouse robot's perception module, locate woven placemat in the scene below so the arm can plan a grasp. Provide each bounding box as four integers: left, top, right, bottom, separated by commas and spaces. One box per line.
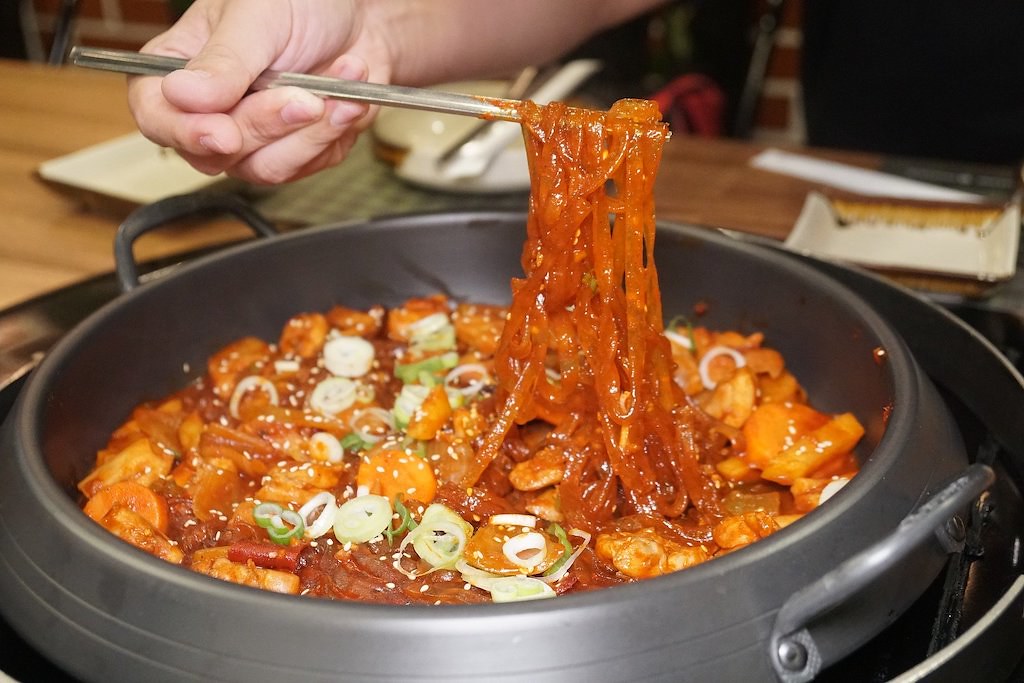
252, 137, 529, 227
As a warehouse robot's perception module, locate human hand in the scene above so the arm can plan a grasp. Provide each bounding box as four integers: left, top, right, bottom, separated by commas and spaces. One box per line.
129, 0, 393, 184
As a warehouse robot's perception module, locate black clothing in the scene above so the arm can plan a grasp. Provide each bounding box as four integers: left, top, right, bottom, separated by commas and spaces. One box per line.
802, 0, 1024, 164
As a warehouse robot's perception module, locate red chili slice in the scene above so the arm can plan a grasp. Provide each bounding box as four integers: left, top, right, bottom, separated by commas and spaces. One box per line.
227, 541, 302, 571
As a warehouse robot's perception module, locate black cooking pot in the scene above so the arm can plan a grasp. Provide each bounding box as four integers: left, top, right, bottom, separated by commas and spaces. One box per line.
0, 203, 991, 682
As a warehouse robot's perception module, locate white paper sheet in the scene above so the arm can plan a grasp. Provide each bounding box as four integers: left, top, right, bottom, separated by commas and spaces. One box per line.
750, 148, 985, 203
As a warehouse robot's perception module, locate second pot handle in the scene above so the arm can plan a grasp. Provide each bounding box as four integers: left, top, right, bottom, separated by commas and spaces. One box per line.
114, 192, 278, 292
768, 462, 995, 683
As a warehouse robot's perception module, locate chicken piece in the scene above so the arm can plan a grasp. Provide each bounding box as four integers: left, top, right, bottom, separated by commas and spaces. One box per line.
78, 438, 173, 498
190, 548, 300, 594
701, 367, 757, 428
596, 527, 710, 579
208, 337, 272, 399
254, 461, 341, 506
326, 304, 384, 338
509, 446, 565, 491
712, 512, 779, 550
452, 303, 507, 356
386, 295, 450, 342
99, 506, 184, 564
524, 487, 564, 522
278, 312, 329, 359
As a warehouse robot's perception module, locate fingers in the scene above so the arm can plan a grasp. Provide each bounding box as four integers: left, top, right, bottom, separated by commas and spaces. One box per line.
126, 0, 378, 184
178, 55, 374, 184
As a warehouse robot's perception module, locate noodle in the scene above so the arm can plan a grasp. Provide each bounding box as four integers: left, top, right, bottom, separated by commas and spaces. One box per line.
470, 99, 716, 528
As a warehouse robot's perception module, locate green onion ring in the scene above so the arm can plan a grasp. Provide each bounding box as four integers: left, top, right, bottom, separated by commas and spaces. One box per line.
266, 509, 305, 545
253, 502, 284, 529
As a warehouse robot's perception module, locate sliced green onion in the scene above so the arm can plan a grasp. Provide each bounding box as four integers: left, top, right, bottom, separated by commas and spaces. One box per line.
407, 313, 455, 351
582, 271, 598, 292
392, 383, 430, 429
309, 376, 357, 415
266, 509, 305, 545
394, 351, 459, 384
382, 495, 418, 545
333, 494, 392, 544
323, 335, 375, 378
340, 432, 371, 452
253, 502, 284, 528
663, 328, 694, 350
487, 575, 556, 603
542, 523, 573, 577
398, 504, 472, 576
456, 558, 503, 588
698, 345, 747, 390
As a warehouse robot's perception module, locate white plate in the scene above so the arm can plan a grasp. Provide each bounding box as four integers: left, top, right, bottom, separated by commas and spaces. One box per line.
38, 132, 228, 205
784, 191, 1020, 291
371, 80, 530, 194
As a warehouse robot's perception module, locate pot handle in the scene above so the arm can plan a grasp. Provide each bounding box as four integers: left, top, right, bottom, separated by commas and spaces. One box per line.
768, 462, 995, 683
114, 192, 278, 292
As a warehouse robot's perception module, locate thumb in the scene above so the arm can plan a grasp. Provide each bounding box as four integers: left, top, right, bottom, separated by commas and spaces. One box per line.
160, 5, 285, 114
160, 50, 255, 114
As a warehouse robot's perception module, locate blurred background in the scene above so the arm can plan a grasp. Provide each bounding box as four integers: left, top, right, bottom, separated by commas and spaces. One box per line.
1, 0, 806, 146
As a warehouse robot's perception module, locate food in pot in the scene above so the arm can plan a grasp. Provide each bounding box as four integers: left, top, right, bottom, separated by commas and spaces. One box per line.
78, 295, 862, 603
78, 99, 864, 603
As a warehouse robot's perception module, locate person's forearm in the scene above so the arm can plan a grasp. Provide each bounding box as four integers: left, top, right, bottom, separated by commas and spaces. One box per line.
364, 0, 668, 86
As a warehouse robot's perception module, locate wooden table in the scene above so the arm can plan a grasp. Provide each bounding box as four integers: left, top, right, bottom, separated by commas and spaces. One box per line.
0, 58, 880, 311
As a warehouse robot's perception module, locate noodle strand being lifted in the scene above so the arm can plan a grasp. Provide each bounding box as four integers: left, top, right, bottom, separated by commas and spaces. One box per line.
471, 99, 716, 527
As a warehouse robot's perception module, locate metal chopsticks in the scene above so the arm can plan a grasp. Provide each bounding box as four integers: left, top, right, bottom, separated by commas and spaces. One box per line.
68, 47, 520, 122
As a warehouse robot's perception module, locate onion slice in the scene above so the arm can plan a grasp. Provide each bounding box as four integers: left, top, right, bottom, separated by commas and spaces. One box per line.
349, 407, 394, 445
489, 514, 537, 528
444, 363, 491, 398
228, 376, 279, 419
299, 491, 338, 539
539, 528, 591, 584
698, 346, 747, 390
502, 532, 547, 571
309, 432, 343, 464
663, 329, 694, 350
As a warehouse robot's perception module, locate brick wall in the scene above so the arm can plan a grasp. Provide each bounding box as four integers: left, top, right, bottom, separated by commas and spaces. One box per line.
29, 0, 174, 54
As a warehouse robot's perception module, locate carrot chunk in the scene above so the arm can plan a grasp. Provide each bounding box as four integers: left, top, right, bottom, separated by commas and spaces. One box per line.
357, 447, 437, 503
760, 413, 865, 485
83, 480, 169, 535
